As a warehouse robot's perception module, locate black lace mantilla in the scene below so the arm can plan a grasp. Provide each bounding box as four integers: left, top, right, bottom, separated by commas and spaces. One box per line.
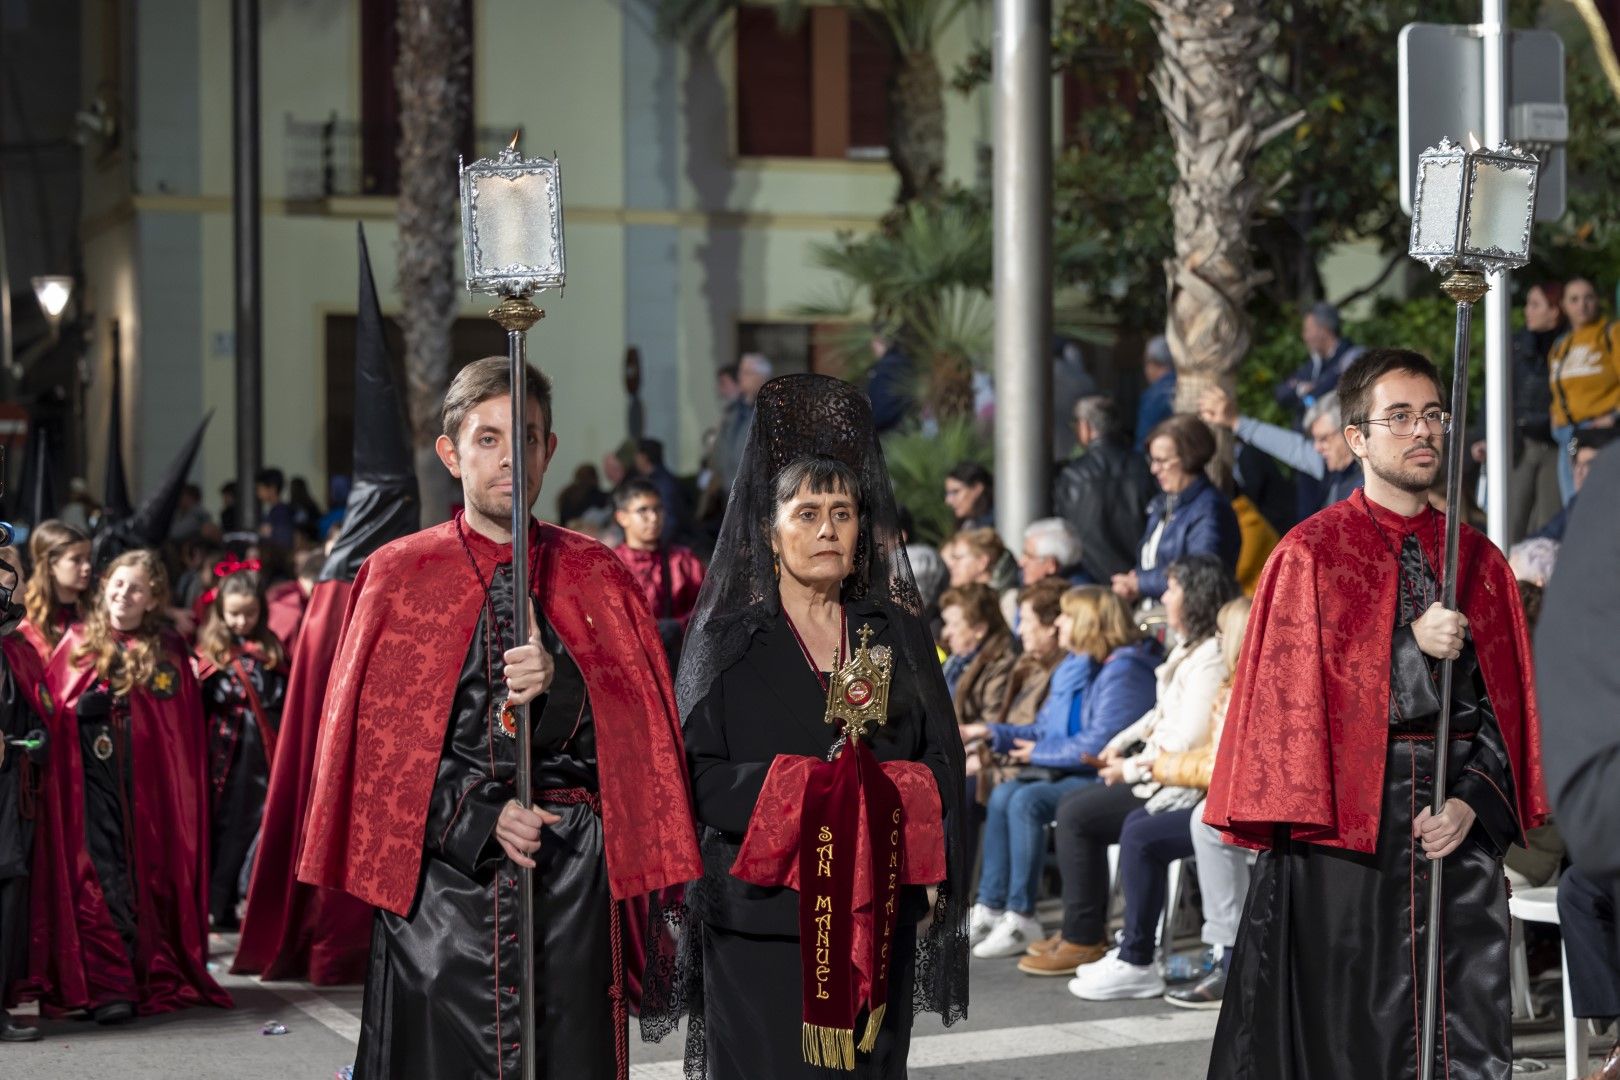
641, 374, 970, 1071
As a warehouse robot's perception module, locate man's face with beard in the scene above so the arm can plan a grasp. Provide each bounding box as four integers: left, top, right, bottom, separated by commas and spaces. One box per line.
1344, 370, 1446, 494
435, 393, 555, 528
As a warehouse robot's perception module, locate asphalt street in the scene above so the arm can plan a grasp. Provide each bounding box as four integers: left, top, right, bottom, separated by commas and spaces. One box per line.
3, 914, 1598, 1079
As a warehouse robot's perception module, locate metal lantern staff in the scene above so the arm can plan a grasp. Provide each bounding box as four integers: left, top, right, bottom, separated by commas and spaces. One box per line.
1407, 134, 1538, 1080
458, 132, 566, 1080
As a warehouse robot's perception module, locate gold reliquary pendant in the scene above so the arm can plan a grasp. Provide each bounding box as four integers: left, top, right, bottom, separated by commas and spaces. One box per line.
823, 624, 893, 743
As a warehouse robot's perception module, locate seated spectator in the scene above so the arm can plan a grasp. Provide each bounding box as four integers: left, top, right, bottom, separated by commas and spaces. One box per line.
1021, 554, 1239, 976
1071, 595, 1252, 1001
1018, 517, 1087, 586
1054, 395, 1154, 584
944, 526, 1021, 626
944, 462, 995, 531
963, 586, 1159, 959
1508, 536, 1559, 587
1199, 386, 1363, 512
1112, 416, 1241, 604
1533, 427, 1617, 541
1556, 865, 1620, 1079
940, 583, 1016, 727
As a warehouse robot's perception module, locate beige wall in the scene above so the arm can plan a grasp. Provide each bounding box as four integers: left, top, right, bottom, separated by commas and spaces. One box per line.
83, 0, 993, 519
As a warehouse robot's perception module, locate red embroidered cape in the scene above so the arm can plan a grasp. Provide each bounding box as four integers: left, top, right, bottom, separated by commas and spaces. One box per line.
41, 626, 231, 1014
233, 579, 371, 984
1, 633, 71, 1008
1204, 490, 1549, 853
298, 517, 702, 916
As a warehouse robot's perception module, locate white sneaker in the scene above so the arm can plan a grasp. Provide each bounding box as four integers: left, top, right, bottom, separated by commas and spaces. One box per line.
968, 903, 1004, 947
973, 911, 1045, 959
1066, 954, 1167, 1001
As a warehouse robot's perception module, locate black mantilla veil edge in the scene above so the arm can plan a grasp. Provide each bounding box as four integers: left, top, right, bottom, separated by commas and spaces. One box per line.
638, 374, 969, 1071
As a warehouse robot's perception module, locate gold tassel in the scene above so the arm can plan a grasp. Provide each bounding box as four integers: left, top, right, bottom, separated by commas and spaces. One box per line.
857, 1003, 886, 1053
801, 1023, 856, 1070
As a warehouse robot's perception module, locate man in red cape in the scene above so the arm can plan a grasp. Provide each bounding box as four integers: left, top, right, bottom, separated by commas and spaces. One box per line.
233, 224, 416, 985
299, 357, 700, 1080
1204, 349, 1548, 1080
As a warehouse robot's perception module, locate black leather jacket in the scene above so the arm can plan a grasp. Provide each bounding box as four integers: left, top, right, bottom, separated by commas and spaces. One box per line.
1053, 438, 1156, 584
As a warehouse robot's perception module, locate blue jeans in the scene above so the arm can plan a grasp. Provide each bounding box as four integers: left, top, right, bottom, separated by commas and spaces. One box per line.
1116, 806, 1196, 966
1553, 421, 1577, 504
976, 773, 1093, 914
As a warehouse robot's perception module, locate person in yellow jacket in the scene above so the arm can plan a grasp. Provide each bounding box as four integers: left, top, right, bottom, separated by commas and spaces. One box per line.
1548, 277, 1620, 501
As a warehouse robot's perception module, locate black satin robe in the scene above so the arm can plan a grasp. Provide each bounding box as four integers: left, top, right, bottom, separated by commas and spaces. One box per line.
80, 685, 139, 961
1210, 533, 1521, 1080
203, 649, 286, 921
353, 563, 616, 1080
0, 656, 44, 998
684, 599, 954, 1080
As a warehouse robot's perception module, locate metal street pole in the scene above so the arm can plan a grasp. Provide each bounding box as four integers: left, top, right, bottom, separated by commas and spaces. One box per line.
1483, 0, 1511, 548
233, 0, 263, 532
992, 0, 1052, 547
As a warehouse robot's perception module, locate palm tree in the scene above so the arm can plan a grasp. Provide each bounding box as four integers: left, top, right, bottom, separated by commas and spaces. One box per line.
1140, 0, 1300, 410
656, 0, 976, 205
395, 0, 471, 523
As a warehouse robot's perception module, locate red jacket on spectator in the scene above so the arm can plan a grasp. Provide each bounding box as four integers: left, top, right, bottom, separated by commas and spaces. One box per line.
612, 542, 705, 628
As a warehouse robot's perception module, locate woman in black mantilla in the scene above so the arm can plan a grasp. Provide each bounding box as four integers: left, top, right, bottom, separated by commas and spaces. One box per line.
670, 374, 968, 1079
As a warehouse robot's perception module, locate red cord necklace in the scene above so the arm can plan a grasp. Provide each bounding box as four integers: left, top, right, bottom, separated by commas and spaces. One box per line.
783, 603, 847, 693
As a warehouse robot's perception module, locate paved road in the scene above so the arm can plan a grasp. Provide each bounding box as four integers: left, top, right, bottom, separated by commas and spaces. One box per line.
4, 926, 1596, 1079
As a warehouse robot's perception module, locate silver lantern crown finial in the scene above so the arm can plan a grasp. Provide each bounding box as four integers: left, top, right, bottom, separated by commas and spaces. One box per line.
1409, 135, 1540, 275
459, 131, 566, 297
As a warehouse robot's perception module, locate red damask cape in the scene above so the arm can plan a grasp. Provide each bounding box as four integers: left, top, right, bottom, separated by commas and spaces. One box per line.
1204, 490, 1548, 853
298, 516, 702, 917
265, 580, 309, 654
233, 579, 371, 983
40, 626, 231, 1014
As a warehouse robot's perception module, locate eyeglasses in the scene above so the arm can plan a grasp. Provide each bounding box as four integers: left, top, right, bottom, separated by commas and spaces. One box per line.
1360, 409, 1452, 437
1148, 456, 1179, 469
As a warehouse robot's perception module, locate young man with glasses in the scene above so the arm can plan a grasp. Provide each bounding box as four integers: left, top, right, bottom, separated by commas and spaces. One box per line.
1203, 348, 1548, 1080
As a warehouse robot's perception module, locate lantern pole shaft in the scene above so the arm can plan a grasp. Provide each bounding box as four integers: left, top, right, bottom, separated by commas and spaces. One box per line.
1482, 0, 1512, 550
491, 292, 543, 1080
1418, 269, 1487, 1080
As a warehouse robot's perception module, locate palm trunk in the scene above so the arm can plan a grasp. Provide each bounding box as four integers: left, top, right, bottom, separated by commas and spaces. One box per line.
889, 46, 946, 205
1142, 0, 1294, 412
395, 0, 470, 524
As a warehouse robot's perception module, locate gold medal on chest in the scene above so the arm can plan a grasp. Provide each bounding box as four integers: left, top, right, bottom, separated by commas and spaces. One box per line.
92, 729, 115, 761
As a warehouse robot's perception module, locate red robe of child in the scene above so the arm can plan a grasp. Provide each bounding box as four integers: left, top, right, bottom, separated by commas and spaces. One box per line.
232, 579, 372, 984
41, 626, 231, 1015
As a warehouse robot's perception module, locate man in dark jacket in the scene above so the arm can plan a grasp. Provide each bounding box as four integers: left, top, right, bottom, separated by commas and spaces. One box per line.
1054, 396, 1154, 584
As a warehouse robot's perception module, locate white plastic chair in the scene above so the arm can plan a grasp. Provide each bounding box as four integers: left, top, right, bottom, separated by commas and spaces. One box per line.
1508, 884, 1589, 1079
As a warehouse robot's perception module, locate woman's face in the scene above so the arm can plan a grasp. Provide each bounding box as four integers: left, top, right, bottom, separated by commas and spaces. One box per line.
223, 592, 261, 639
942, 542, 991, 587
104, 565, 159, 633
1018, 601, 1059, 660
1564, 279, 1600, 330
1524, 286, 1560, 332
1164, 573, 1186, 636
51, 542, 93, 598
943, 478, 984, 523
773, 481, 858, 593
1054, 608, 1075, 652
940, 604, 985, 657
1148, 435, 1193, 495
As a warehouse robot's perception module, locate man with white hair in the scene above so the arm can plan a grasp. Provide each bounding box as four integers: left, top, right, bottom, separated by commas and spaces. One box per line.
711, 352, 772, 496
1199, 386, 1362, 512
1018, 517, 1085, 586
1507, 537, 1559, 587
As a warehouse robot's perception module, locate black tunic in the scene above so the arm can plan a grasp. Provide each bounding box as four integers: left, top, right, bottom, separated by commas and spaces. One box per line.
79, 681, 139, 962
353, 563, 616, 1080
0, 654, 43, 998
203, 648, 286, 921
1210, 532, 1521, 1080
684, 598, 954, 1080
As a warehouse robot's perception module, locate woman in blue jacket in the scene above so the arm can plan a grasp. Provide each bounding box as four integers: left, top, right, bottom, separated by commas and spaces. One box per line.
1112, 414, 1241, 603
960, 586, 1162, 960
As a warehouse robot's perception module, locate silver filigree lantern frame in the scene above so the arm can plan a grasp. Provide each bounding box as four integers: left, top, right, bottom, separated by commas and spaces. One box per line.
1409, 135, 1539, 275
459, 144, 567, 297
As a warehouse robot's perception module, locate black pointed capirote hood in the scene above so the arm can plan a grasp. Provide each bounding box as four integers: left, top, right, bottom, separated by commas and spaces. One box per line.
103, 357, 133, 519
320, 224, 420, 583
92, 412, 211, 570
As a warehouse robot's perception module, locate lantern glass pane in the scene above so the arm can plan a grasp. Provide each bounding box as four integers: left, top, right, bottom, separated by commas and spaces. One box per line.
1414, 158, 1463, 254
1463, 159, 1534, 260
472, 171, 559, 277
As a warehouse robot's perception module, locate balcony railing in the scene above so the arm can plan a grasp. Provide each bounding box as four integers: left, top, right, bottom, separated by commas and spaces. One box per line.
284, 114, 519, 199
